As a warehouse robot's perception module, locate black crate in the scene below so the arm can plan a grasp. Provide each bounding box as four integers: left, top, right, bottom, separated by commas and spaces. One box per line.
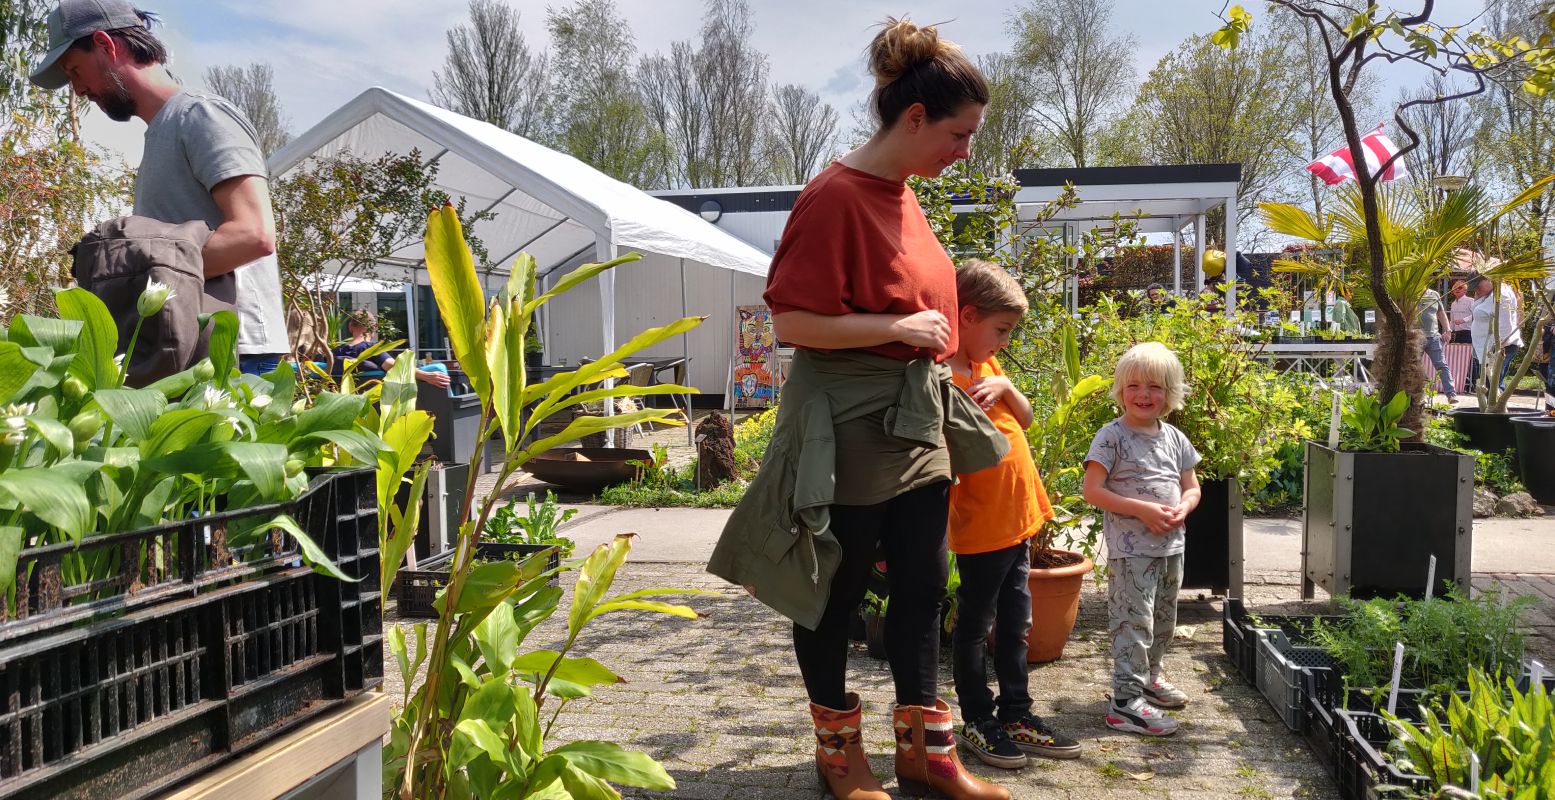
0, 470, 380, 800
395, 543, 561, 619
1336, 711, 1434, 800
1301, 667, 1342, 781
1222, 599, 1263, 685
1256, 628, 1339, 732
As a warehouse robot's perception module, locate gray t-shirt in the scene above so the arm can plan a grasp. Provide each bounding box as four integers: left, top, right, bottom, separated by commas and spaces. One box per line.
1085, 419, 1201, 559
1418, 289, 1444, 340
134, 90, 288, 355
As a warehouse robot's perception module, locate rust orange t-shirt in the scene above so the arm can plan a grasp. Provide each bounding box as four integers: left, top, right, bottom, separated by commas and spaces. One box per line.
762, 161, 958, 362
948, 357, 1055, 555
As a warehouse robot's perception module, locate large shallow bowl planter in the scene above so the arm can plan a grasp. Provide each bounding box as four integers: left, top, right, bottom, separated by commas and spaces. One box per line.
1182, 477, 1243, 597
1512, 416, 1555, 505
1026, 549, 1093, 663
522, 447, 649, 492
0, 470, 381, 800
1301, 441, 1472, 600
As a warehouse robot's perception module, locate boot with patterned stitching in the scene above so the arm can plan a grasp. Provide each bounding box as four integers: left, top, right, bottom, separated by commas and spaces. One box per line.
810, 693, 890, 800
892, 699, 1010, 799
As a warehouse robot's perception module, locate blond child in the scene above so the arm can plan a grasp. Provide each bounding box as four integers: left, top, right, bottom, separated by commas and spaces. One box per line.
1082, 342, 1201, 736
948, 261, 1081, 768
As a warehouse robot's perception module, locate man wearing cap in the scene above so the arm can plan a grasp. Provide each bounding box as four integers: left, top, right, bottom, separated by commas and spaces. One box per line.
32, 0, 289, 375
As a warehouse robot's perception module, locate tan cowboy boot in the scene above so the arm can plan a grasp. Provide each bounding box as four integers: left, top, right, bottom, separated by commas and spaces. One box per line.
810, 693, 890, 800
893, 699, 1011, 800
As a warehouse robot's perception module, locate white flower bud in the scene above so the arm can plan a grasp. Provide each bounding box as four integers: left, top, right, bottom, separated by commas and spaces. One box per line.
137, 280, 176, 318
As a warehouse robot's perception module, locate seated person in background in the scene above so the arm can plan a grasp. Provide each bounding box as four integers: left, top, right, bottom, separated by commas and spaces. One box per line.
333, 309, 451, 389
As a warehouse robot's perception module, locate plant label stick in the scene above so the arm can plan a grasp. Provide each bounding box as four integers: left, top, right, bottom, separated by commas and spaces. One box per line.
1531, 659, 1546, 688
1387, 641, 1405, 717
1425, 554, 1437, 601
1470, 751, 1480, 793
1328, 392, 1342, 450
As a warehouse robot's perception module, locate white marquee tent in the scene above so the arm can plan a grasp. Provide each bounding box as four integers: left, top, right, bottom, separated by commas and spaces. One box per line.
267, 87, 772, 397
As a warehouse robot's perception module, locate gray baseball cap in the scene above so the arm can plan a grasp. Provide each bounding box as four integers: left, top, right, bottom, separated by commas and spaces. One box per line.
29, 0, 147, 91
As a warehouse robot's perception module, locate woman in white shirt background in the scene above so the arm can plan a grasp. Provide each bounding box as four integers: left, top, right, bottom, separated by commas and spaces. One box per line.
1469, 276, 1523, 392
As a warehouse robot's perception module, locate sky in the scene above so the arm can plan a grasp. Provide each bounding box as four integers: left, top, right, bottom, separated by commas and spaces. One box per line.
78, 0, 1493, 172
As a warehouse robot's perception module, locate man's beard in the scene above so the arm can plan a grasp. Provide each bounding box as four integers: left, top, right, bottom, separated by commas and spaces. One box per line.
96, 68, 136, 122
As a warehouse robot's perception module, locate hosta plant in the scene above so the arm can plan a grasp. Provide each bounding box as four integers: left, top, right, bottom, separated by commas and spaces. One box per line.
385, 205, 712, 799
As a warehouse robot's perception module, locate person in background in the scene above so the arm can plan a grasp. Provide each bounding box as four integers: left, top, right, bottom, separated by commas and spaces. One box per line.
1470, 276, 1523, 392
32, 0, 288, 374
1083, 343, 1201, 738
333, 309, 451, 388
945, 260, 1080, 770
1419, 287, 1456, 403
1448, 279, 1477, 392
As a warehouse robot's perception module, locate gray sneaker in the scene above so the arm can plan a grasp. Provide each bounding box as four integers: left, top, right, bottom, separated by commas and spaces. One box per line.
1144, 674, 1189, 709
1106, 696, 1181, 736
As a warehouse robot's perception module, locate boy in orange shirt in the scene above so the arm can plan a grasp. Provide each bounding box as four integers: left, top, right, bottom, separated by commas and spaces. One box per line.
948, 260, 1081, 768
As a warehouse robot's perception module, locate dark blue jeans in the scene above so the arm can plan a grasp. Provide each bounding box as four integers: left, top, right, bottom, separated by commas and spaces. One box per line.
238, 353, 285, 376
792, 481, 950, 710
952, 541, 1034, 723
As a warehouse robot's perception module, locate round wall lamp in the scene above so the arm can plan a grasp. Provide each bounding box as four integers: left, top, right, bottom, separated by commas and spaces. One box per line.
699, 199, 723, 224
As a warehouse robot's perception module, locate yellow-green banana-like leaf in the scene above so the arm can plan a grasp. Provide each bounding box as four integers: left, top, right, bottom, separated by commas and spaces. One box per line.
1258, 202, 1329, 243
524, 253, 642, 317
425, 205, 490, 399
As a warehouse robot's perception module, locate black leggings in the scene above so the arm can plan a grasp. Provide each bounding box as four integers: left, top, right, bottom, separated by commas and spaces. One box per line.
793, 480, 951, 710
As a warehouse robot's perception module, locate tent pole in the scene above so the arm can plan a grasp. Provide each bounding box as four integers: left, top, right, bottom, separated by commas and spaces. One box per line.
680, 258, 693, 446
1224, 194, 1238, 316
598, 236, 617, 446
726, 270, 736, 418
1194, 214, 1206, 295
1171, 218, 1182, 295
406, 263, 420, 356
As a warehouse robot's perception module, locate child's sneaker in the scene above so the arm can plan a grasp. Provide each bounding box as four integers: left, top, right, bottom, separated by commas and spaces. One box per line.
1106, 697, 1180, 736
958, 717, 1028, 769
1002, 713, 1081, 759
1144, 674, 1189, 709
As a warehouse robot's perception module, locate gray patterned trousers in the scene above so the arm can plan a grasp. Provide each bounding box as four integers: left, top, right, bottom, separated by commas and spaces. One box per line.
1107, 554, 1184, 701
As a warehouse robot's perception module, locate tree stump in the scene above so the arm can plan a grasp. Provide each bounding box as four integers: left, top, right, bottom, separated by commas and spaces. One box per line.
696, 411, 737, 490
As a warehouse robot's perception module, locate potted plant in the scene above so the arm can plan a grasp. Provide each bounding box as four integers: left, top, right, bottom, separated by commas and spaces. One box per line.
1453, 280, 1554, 455
1302, 390, 1474, 600
1021, 323, 1108, 663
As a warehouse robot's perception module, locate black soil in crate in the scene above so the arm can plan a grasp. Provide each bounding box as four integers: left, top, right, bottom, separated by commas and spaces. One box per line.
0, 469, 382, 800
395, 543, 561, 619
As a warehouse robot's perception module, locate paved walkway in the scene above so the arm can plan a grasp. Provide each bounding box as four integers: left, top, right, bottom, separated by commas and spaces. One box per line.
383, 506, 1554, 799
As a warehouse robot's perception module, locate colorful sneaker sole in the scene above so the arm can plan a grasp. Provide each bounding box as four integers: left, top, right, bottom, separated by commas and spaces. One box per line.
1007, 736, 1082, 759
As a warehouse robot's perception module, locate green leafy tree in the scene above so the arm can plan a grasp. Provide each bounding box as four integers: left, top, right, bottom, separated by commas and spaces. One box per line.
1214, 1, 1555, 427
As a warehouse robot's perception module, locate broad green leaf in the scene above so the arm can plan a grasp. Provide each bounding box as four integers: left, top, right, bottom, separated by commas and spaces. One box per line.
377, 356, 417, 432
219, 442, 290, 502
0, 526, 24, 593
0, 468, 92, 544
473, 598, 522, 674
0, 342, 41, 403
512, 585, 563, 643
133, 476, 177, 529
557, 763, 622, 800
449, 558, 526, 616
517, 409, 684, 466
552, 740, 676, 790
510, 650, 623, 690
54, 288, 119, 389
291, 392, 367, 440
425, 205, 490, 399
460, 676, 517, 731
253, 513, 356, 582
568, 535, 634, 637
586, 598, 702, 626
376, 410, 434, 511
294, 429, 386, 467
450, 718, 511, 770
206, 310, 240, 381
140, 408, 220, 459
144, 365, 200, 401
93, 388, 168, 442
484, 297, 525, 453
9, 315, 82, 357
265, 361, 297, 409
525, 317, 702, 411
1061, 326, 1080, 389
25, 415, 73, 457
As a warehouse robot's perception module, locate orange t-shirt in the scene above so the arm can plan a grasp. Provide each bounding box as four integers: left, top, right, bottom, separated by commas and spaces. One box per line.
762, 162, 958, 362
948, 357, 1055, 555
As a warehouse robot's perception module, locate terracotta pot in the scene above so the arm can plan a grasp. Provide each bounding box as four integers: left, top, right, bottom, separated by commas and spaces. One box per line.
1026, 549, 1094, 663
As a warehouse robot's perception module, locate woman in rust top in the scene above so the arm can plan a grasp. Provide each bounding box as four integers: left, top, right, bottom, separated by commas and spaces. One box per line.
751, 18, 1007, 800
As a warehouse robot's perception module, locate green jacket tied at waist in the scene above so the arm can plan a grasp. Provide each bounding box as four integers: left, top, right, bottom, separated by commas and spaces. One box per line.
707, 349, 1009, 630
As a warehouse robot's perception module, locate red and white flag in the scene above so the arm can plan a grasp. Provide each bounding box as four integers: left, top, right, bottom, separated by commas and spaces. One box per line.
1306, 124, 1409, 185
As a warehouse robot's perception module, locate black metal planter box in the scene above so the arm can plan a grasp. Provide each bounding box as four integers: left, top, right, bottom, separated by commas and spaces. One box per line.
395, 543, 561, 619
1184, 478, 1243, 596
0, 469, 382, 800
1301, 442, 1473, 600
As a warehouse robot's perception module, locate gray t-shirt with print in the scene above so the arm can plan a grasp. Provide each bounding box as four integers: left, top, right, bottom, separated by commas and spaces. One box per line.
134, 90, 288, 355
1085, 419, 1201, 558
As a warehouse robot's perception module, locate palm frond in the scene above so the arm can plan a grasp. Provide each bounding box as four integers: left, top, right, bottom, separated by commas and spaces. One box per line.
1260, 202, 1329, 243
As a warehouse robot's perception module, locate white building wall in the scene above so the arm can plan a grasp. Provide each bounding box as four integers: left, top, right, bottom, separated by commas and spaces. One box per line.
702, 212, 790, 255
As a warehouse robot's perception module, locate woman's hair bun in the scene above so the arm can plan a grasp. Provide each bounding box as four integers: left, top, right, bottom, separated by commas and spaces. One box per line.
868, 17, 957, 88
